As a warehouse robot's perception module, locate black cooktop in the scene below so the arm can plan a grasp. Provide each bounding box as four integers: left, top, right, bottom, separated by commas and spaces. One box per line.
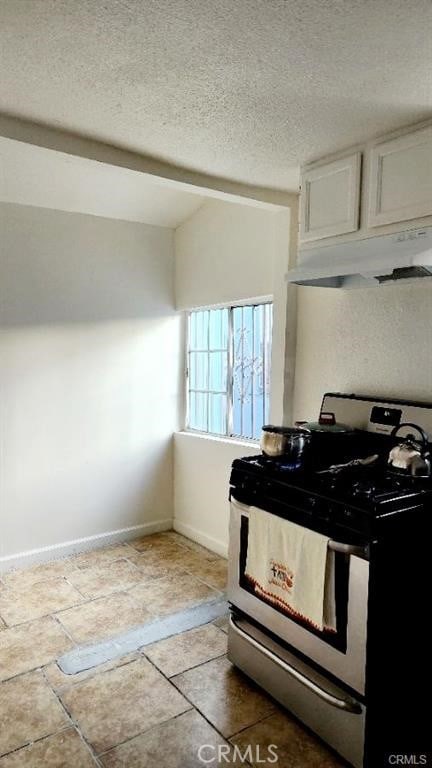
242, 453, 430, 500
230, 452, 432, 538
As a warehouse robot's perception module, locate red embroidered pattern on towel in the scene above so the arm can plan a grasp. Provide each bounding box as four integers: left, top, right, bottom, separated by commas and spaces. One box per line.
245, 573, 337, 634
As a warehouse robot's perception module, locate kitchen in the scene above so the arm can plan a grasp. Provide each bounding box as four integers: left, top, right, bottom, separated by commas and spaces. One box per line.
1, 2, 432, 767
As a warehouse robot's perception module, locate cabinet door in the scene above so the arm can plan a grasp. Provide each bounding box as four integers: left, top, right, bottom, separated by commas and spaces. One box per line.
368, 125, 432, 227
300, 153, 361, 243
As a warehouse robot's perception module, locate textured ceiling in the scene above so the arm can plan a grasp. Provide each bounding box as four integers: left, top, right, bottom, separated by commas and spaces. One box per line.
1, 0, 431, 191
0, 138, 204, 227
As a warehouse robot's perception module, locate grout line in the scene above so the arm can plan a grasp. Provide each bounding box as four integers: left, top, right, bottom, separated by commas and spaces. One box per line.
67, 556, 141, 577
0, 590, 94, 631
168, 654, 278, 748
0, 565, 158, 632
45, 661, 112, 766
96, 705, 195, 757
227, 710, 278, 740
94, 705, 195, 759
0, 725, 75, 762
42, 671, 75, 729
52, 591, 125, 620
125, 533, 219, 561
63, 575, 89, 600
121, 541, 141, 553
0, 666, 83, 759
0, 660, 69, 685
144, 653, 235, 748
51, 612, 79, 646
182, 567, 227, 592
142, 648, 228, 679
44, 654, 140, 696
51, 685, 101, 765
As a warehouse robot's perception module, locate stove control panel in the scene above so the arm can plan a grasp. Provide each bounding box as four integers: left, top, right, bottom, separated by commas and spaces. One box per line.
321, 393, 432, 439
369, 406, 402, 435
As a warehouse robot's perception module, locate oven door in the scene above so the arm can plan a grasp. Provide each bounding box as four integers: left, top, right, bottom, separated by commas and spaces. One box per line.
227, 495, 369, 695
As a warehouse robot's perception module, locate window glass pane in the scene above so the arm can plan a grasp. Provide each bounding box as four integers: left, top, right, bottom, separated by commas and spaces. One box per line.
189, 391, 208, 431
253, 396, 263, 439
209, 351, 226, 392
189, 312, 197, 351
232, 307, 243, 436
221, 308, 229, 349
189, 352, 196, 389
208, 393, 226, 435
264, 303, 273, 425
243, 305, 254, 439
209, 308, 229, 349
189, 352, 208, 390
253, 305, 263, 395
252, 305, 266, 439
195, 310, 209, 350
188, 391, 196, 429
232, 306, 253, 438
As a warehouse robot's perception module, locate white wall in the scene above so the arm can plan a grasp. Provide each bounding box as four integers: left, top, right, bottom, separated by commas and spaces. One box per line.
174, 198, 295, 554
0, 203, 180, 566
175, 199, 276, 310
293, 282, 432, 421
174, 433, 257, 557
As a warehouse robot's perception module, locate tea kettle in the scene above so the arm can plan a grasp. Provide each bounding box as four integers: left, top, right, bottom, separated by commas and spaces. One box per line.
388, 423, 431, 477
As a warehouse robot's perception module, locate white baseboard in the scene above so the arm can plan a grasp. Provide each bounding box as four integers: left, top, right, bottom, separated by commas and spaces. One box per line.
0, 519, 173, 574
173, 520, 228, 558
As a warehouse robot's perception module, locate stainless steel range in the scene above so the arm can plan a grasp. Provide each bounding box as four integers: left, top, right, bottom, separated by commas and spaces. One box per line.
227, 393, 432, 768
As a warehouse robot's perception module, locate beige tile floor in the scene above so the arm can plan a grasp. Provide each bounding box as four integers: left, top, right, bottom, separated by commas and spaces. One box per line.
0, 531, 346, 766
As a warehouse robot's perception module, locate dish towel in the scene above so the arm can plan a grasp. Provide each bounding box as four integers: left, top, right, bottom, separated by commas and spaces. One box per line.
245, 506, 337, 633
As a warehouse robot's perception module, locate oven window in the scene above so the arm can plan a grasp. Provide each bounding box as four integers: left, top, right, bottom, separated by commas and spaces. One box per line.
239, 515, 349, 653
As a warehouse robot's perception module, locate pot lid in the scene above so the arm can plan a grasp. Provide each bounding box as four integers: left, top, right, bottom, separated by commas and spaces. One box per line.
300, 421, 355, 434
262, 425, 310, 435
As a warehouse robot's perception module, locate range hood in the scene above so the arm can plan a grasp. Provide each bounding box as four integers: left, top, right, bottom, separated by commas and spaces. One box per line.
286, 226, 432, 289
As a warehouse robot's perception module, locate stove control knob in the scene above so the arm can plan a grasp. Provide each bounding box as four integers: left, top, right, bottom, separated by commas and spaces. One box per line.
306, 497, 327, 517
352, 482, 374, 497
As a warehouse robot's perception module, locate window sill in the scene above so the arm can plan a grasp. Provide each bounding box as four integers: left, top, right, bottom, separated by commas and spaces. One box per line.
176, 430, 260, 450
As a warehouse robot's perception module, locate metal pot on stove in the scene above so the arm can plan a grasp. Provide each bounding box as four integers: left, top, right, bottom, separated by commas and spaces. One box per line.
388, 422, 431, 477
296, 412, 354, 435
294, 412, 358, 469
260, 425, 311, 463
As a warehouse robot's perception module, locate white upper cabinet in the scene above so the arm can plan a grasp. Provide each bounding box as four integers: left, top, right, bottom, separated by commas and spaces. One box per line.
367, 125, 432, 228
300, 152, 361, 243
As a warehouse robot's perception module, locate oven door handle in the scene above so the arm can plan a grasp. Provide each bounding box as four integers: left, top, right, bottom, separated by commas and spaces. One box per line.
328, 539, 368, 558
229, 615, 362, 714
231, 496, 368, 559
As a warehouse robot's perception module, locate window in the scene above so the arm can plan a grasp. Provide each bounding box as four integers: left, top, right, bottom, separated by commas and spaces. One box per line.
187, 303, 273, 440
